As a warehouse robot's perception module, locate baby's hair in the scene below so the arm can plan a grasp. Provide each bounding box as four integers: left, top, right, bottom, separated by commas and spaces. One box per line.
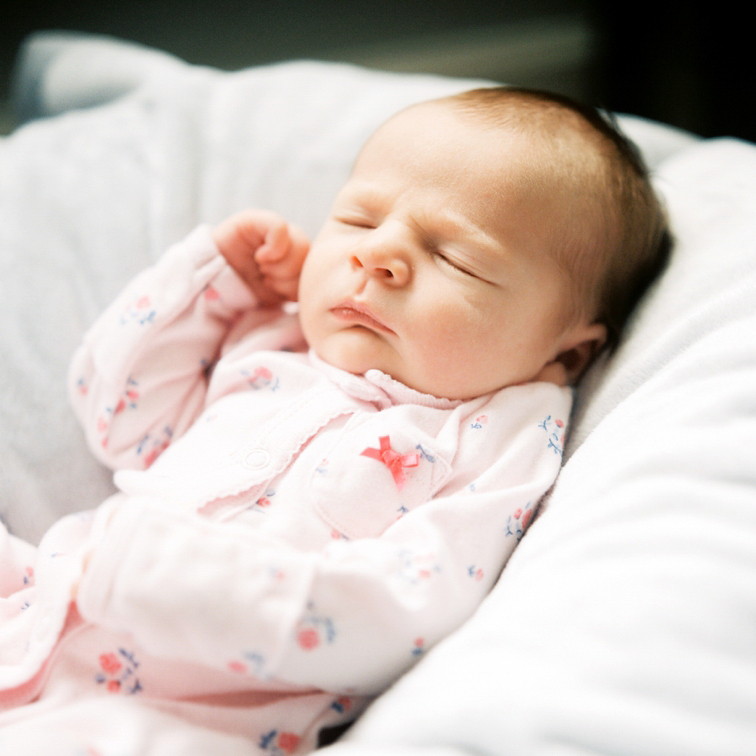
445, 86, 672, 350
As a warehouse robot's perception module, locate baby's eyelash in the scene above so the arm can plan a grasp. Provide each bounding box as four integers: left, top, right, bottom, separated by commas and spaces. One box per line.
336, 216, 374, 229
436, 252, 475, 277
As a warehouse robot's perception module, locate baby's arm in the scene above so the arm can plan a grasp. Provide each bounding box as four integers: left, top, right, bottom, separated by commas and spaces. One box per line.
75, 386, 570, 695
69, 213, 308, 470
76, 490, 508, 695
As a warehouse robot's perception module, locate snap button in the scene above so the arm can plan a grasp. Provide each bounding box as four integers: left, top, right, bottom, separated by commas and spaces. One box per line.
243, 449, 270, 469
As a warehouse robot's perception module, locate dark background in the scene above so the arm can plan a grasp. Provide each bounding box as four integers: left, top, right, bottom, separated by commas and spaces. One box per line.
1, 0, 753, 141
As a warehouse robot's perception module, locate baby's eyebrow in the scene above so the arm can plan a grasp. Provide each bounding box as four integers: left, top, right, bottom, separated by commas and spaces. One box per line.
418, 207, 501, 255
334, 182, 389, 211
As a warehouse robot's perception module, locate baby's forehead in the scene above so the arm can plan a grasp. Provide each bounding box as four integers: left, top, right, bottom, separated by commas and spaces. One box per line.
354, 99, 612, 239
370, 99, 602, 178
359, 103, 529, 178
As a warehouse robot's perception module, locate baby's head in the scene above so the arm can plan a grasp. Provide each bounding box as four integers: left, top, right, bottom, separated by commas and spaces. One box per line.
447, 87, 670, 352
297, 87, 669, 400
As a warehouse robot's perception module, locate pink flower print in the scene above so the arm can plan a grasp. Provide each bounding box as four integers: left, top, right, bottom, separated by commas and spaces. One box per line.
296, 604, 336, 650
249, 492, 276, 514
470, 414, 488, 429
99, 652, 122, 676
244, 365, 279, 391
121, 295, 156, 326
316, 458, 330, 475
331, 696, 353, 714
396, 549, 441, 584
467, 565, 484, 581
297, 627, 320, 650
259, 730, 301, 755
117, 379, 140, 413
522, 508, 534, 529
412, 637, 425, 657
506, 502, 534, 542
229, 651, 267, 678
138, 427, 173, 468
277, 733, 301, 753
143, 444, 166, 468
539, 415, 566, 455
95, 648, 142, 695
247, 490, 276, 515
203, 285, 220, 301
23, 566, 34, 586
361, 436, 420, 490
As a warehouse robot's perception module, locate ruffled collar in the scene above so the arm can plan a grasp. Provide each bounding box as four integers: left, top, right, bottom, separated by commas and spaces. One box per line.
308, 350, 466, 410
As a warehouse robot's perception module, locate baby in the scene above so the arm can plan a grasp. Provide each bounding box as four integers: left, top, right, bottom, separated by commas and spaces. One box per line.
0, 87, 668, 754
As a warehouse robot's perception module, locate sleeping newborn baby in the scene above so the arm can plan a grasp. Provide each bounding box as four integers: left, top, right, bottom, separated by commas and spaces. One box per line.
0, 87, 668, 754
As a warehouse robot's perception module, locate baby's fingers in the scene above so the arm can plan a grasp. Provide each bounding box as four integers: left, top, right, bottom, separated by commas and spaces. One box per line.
255, 222, 291, 263
256, 225, 310, 301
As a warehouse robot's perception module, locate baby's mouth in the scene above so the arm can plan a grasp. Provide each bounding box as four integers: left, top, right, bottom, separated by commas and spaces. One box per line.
330, 301, 394, 334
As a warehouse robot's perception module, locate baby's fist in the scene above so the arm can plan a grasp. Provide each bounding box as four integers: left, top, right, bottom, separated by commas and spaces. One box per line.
213, 209, 310, 304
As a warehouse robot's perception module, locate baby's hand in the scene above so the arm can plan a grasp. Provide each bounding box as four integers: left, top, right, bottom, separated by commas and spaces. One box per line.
213, 209, 310, 304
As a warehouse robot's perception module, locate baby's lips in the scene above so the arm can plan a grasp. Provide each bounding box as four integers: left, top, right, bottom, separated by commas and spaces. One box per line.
331, 301, 394, 334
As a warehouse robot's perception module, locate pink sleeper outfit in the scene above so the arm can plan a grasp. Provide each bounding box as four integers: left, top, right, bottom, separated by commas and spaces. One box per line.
0, 226, 572, 754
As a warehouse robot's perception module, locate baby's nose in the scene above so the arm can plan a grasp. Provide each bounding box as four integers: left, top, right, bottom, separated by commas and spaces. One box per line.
351, 254, 410, 285
350, 223, 413, 286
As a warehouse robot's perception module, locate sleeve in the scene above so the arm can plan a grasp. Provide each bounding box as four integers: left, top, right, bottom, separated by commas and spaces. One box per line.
76, 389, 571, 696
68, 225, 272, 471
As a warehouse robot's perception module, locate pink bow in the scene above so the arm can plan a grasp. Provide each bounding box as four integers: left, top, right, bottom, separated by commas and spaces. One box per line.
361, 436, 420, 490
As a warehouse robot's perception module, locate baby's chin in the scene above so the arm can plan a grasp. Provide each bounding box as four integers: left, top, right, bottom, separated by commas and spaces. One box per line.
310, 330, 395, 374
309, 333, 513, 400
312, 346, 461, 399
314, 343, 394, 382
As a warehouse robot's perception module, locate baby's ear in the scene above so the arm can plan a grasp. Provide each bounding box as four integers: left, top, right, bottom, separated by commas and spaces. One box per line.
534, 322, 607, 386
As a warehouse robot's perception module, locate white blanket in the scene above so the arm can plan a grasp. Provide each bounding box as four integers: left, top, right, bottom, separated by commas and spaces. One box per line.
3, 32, 754, 755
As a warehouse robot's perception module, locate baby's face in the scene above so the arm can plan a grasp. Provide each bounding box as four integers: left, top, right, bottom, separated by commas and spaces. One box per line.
298, 102, 601, 399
